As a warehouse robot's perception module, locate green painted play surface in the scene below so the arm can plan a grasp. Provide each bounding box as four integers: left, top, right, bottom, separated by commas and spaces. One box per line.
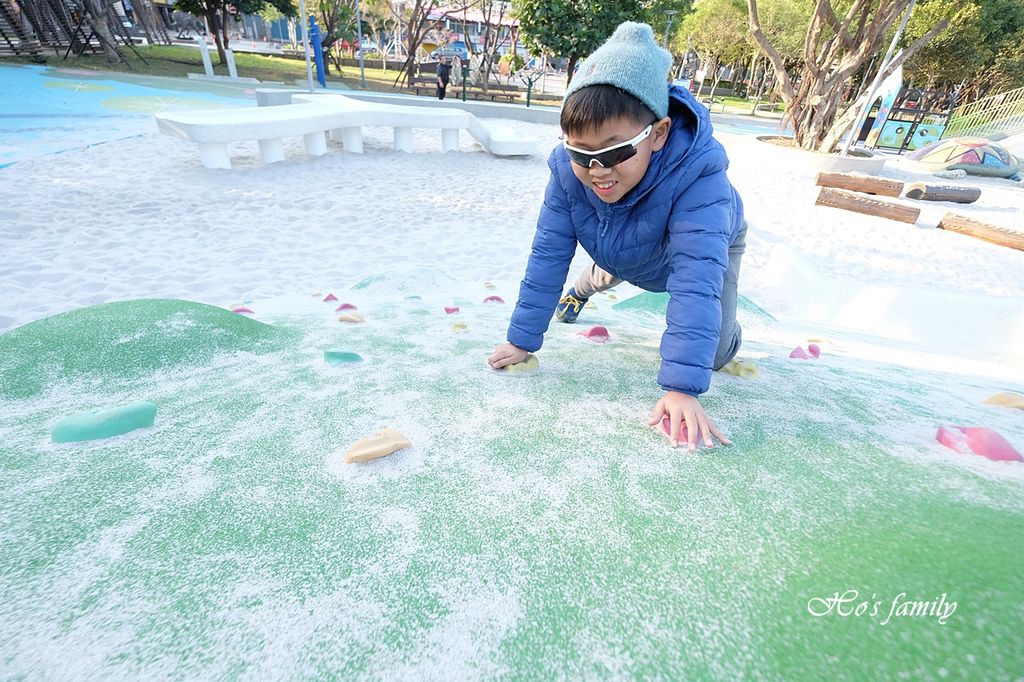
1, 294, 1021, 678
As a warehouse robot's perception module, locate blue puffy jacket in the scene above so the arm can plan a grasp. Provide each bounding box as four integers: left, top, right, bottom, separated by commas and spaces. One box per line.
506, 85, 745, 396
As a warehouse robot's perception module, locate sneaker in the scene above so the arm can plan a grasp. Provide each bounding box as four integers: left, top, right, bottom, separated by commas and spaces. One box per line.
555, 288, 588, 323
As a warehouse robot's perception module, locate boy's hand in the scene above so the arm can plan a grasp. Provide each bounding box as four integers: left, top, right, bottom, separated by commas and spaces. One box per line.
647, 391, 732, 450
488, 343, 528, 369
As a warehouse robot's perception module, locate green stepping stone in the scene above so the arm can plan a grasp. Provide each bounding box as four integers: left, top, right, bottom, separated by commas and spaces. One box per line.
324, 350, 363, 365
611, 291, 776, 322
612, 291, 670, 314
52, 401, 157, 443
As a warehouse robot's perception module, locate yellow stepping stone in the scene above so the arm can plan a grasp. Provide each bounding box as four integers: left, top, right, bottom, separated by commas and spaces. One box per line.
344, 429, 411, 463
505, 354, 539, 373
719, 359, 760, 380
984, 392, 1024, 410
452, 323, 469, 333
338, 313, 365, 323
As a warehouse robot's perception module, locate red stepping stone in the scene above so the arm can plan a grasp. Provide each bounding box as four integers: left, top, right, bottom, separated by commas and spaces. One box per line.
936, 426, 1022, 462
577, 326, 610, 343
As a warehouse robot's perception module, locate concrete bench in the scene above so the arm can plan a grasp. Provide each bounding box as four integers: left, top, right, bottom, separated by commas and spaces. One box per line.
154, 102, 337, 169
154, 92, 536, 168
292, 93, 536, 158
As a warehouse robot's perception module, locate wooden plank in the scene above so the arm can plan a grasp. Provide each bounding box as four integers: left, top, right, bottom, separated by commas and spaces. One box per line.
815, 171, 904, 197
815, 187, 921, 224
937, 213, 1024, 251
904, 182, 981, 204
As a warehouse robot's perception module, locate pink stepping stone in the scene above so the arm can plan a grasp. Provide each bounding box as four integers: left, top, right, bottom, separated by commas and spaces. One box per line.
789, 346, 812, 359
231, 306, 254, 315
323, 293, 338, 302
936, 426, 1022, 462
577, 326, 610, 343
658, 415, 689, 442
808, 343, 821, 358
445, 306, 460, 314
335, 303, 358, 311
483, 296, 505, 304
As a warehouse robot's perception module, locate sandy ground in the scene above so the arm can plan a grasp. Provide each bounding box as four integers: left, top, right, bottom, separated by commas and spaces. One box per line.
2, 113, 1022, 374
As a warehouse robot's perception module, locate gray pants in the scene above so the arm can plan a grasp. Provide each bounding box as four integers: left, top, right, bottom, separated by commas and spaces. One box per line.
573, 221, 747, 370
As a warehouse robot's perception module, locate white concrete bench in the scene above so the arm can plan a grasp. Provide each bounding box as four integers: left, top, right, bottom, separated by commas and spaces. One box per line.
154, 102, 336, 169
154, 92, 536, 169
291, 93, 473, 156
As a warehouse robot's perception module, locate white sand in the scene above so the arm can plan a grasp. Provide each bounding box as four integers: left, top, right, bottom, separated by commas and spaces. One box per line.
2, 114, 1022, 375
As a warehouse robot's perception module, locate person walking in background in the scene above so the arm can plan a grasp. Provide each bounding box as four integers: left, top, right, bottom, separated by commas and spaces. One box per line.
437, 56, 452, 100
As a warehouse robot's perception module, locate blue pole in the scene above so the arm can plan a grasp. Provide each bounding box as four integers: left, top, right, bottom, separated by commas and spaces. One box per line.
309, 15, 326, 88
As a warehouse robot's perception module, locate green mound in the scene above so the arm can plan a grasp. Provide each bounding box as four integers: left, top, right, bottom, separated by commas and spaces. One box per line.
612, 291, 776, 321
612, 291, 670, 314
0, 299, 297, 399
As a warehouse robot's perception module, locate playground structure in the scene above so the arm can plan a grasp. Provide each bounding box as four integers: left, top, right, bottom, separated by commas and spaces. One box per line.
866, 86, 955, 154
0, 0, 168, 59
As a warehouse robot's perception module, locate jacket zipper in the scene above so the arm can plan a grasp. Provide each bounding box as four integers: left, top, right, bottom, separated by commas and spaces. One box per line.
597, 206, 613, 266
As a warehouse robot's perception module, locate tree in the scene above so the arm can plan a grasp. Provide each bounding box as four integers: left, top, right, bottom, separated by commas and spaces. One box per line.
456, 0, 517, 92
389, 0, 472, 87
644, 0, 694, 48
902, 0, 1024, 99
175, 0, 295, 64
363, 0, 400, 69
312, 0, 356, 73
677, 0, 749, 99
747, 0, 951, 152
73, 0, 122, 63
513, 0, 644, 85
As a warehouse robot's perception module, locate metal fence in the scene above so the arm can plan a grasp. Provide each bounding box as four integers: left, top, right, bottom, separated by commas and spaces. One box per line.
943, 86, 1024, 139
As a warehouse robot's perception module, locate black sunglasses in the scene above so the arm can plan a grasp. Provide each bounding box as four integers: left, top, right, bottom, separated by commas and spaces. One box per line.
562, 124, 654, 169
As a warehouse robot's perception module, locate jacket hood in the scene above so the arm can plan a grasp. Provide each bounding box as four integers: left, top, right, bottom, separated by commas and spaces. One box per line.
615, 85, 713, 208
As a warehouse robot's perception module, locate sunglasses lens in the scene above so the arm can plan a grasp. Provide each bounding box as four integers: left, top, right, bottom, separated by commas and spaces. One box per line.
596, 145, 638, 168
566, 144, 638, 169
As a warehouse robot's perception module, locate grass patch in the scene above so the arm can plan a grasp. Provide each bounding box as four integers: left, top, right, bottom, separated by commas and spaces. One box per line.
10, 44, 561, 106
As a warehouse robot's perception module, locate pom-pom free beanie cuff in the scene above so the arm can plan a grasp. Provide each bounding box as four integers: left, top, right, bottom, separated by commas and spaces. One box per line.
564, 22, 673, 119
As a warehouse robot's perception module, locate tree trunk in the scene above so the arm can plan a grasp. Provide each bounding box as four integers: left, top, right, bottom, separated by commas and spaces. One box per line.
205, 4, 225, 63
566, 54, 578, 87
220, 10, 230, 58
81, 0, 121, 63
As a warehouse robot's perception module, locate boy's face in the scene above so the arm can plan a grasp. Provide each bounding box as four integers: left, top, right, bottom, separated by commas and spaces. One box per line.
565, 116, 672, 204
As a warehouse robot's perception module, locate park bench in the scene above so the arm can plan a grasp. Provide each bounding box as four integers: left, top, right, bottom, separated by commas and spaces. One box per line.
409, 76, 518, 103
154, 92, 536, 169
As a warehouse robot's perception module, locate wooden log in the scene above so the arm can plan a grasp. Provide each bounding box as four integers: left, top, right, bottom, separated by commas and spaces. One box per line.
937, 213, 1024, 251
815, 172, 904, 197
815, 187, 921, 224
904, 182, 981, 204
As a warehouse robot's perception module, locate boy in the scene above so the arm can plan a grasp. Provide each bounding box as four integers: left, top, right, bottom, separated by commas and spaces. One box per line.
488, 22, 746, 451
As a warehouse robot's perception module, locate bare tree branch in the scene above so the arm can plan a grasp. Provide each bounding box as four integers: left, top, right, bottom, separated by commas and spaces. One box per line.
747, 0, 794, 101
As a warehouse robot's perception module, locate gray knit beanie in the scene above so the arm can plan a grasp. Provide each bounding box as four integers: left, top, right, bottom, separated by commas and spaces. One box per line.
564, 22, 674, 119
